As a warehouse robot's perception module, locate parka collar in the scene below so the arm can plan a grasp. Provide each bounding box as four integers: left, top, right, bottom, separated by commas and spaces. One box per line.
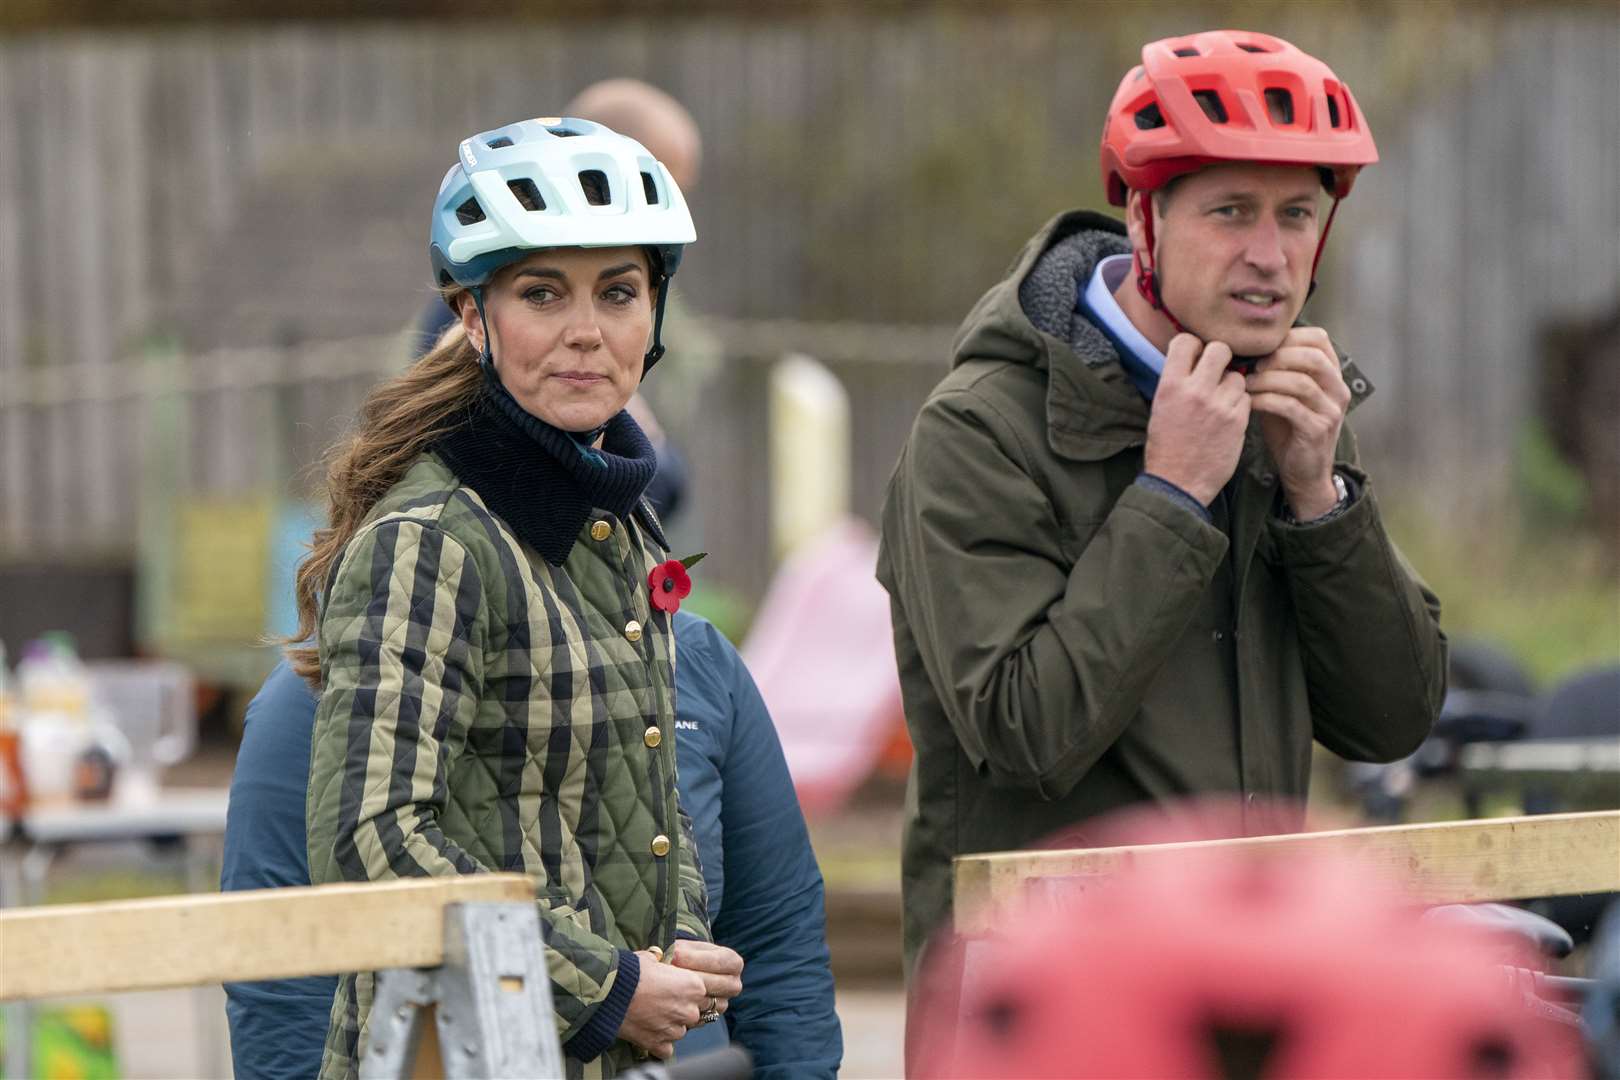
952, 209, 1375, 464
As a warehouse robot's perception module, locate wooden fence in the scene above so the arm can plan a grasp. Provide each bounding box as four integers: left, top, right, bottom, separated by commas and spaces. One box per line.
954, 809, 1620, 935
2, 7, 1617, 565
2, 814, 1614, 1031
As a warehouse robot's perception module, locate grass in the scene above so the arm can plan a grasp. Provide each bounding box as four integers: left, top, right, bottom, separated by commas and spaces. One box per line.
1386, 509, 1618, 689
42, 869, 198, 905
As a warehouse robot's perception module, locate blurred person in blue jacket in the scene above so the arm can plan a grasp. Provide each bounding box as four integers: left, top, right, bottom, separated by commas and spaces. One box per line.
223, 606, 841, 1078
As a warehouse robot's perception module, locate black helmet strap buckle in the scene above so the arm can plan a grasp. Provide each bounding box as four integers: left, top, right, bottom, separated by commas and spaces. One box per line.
470, 287, 497, 374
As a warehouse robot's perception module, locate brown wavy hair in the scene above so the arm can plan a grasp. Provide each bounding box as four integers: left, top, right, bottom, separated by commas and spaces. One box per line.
284, 308, 482, 689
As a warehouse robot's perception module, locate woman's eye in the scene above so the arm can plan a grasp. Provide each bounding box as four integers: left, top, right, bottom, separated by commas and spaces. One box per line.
523, 286, 558, 304
603, 284, 637, 304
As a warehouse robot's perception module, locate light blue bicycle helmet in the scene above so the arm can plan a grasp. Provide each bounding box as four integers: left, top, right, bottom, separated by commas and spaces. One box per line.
429, 116, 696, 372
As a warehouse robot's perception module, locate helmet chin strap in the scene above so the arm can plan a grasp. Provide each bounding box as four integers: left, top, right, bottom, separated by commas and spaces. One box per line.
1130, 188, 1342, 370
471, 287, 497, 373
642, 270, 670, 378
1132, 189, 1189, 339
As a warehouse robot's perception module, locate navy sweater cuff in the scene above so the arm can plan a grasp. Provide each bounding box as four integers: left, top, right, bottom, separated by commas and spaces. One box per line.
563, 949, 640, 1062
1135, 473, 1213, 524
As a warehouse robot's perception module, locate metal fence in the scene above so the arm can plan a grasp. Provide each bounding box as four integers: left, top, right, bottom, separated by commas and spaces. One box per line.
0, 318, 951, 610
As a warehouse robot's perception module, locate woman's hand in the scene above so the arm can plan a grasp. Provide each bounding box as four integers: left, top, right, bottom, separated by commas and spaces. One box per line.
619, 950, 707, 1059
669, 940, 745, 1018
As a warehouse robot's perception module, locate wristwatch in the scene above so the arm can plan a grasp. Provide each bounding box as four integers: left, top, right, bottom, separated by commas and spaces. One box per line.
1284, 471, 1352, 526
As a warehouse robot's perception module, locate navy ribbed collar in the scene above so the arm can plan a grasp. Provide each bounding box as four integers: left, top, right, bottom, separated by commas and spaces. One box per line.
435, 380, 666, 566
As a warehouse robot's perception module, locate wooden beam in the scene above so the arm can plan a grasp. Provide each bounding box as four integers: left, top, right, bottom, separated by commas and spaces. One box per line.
954, 811, 1620, 936
0, 874, 535, 1002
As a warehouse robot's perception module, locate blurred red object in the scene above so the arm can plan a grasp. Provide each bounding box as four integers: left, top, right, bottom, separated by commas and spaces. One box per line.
912, 799, 1584, 1079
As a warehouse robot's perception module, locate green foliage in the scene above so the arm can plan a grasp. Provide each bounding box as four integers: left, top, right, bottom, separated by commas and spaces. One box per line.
681, 582, 755, 646
1516, 418, 1589, 531
1387, 508, 1619, 689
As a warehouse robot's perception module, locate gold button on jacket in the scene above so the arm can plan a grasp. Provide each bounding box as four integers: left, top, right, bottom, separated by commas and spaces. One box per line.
625, 620, 643, 642
650, 834, 671, 857
590, 520, 612, 542
643, 725, 662, 748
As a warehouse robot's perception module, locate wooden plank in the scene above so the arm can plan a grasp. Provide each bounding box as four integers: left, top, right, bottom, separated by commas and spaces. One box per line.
954, 811, 1620, 936
0, 873, 535, 1002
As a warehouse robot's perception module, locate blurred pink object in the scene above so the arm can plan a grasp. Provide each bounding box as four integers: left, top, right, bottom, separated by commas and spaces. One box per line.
742, 519, 906, 816
913, 797, 1585, 1080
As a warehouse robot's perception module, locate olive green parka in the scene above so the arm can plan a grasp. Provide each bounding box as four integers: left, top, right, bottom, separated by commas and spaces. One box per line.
876, 211, 1447, 974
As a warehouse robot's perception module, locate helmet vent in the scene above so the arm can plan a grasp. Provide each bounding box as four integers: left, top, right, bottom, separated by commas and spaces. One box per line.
979, 994, 1023, 1041
485, 136, 514, 150
1467, 1035, 1517, 1078
641, 171, 660, 205
1192, 90, 1229, 124
455, 197, 486, 226
1236, 42, 1270, 53
1204, 1021, 1285, 1080
507, 178, 546, 211
1264, 88, 1295, 125
1326, 93, 1342, 128
578, 170, 611, 206
1134, 103, 1166, 130
1173, 47, 1200, 57
548, 126, 584, 138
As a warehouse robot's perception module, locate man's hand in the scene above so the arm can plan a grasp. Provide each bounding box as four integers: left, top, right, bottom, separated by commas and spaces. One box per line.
1245, 327, 1350, 520
1144, 333, 1251, 507
619, 950, 707, 1059
669, 939, 745, 1018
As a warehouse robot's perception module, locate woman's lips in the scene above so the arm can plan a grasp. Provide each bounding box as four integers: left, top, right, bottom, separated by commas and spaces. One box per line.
552, 371, 608, 385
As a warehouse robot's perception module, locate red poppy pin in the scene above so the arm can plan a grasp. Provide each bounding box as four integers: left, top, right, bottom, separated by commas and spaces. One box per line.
649, 552, 706, 615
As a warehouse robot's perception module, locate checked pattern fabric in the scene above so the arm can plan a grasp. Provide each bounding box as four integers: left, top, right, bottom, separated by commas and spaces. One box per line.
306, 455, 711, 1079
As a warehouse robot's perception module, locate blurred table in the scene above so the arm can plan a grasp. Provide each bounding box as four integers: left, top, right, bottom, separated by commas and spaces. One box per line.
1458, 737, 1620, 777
1459, 737, 1620, 812
1, 785, 231, 1079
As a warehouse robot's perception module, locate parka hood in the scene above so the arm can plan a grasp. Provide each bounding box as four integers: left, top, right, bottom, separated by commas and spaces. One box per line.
951, 210, 1153, 461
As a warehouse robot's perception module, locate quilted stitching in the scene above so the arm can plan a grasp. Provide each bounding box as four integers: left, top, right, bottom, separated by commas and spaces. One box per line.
308, 456, 707, 1079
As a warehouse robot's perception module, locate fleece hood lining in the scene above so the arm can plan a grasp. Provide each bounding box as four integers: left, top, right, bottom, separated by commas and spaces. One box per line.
1017, 224, 1133, 369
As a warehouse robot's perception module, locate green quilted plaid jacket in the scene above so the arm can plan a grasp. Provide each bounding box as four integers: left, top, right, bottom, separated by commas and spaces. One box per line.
306, 453, 711, 1079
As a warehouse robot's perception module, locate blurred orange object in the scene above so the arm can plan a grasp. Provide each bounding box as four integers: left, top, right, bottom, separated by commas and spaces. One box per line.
0, 726, 28, 816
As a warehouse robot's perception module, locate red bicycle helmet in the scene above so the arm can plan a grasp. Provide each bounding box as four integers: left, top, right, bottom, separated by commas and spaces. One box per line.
1101, 30, 1377, 206
1099, 31, 1379, 335
916, 819, 1583, 1079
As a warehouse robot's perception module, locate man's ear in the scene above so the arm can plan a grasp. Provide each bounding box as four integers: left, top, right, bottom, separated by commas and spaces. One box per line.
1123, 190, 1151, 256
